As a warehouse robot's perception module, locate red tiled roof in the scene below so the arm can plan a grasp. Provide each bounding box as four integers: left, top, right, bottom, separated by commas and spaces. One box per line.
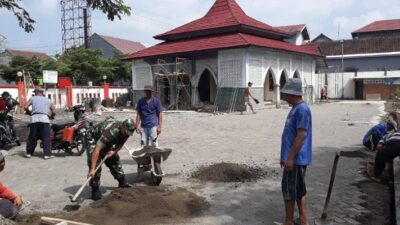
124, 33, 321, 60
154, 0, 289, 40
99, 34, 146, 55
353, 19, 400, 33
6, 49, 49, 60
275, 24, 306, 35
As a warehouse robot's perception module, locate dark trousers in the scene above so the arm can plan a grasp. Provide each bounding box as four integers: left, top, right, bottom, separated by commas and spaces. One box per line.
364, 132, 381, 150
86, 146, 125, 188
0, 199, 18, 220
26, 122, 51, 156
374, 141, 400, 177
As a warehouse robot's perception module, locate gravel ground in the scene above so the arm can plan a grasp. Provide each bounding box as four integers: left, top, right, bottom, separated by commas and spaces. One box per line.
1, 101, 384, 224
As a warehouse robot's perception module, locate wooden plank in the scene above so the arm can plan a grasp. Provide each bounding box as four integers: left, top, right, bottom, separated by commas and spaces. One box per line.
40, 216, 93, 225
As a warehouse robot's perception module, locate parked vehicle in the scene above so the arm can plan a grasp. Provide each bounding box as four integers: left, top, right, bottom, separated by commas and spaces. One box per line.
44, 117, 92, 156
0, 98, 20, 148
71, 104, 86, 122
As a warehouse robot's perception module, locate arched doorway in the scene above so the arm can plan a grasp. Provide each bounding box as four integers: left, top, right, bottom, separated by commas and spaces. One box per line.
293, 70, 300, 79
264, 69, 275, 101
280, 70, 287, 88
198, 69, 217, 103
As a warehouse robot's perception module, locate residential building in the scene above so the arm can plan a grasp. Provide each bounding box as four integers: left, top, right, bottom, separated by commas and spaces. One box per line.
90, 33, 146, 59
0, 49, 50, 65
316, 19, 400, 100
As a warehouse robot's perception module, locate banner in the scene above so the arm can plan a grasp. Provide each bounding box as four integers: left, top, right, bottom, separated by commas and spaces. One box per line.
43, 70, 58, 84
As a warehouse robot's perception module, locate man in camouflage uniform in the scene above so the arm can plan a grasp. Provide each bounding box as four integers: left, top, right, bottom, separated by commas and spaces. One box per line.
87, 118, 136, 201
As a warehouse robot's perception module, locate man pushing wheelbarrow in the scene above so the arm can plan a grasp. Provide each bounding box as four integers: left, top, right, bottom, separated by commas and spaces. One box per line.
132, 85, 172, 185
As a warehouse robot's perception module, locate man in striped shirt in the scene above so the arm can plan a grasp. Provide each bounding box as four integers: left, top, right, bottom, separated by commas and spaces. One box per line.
371, 119, 399, 182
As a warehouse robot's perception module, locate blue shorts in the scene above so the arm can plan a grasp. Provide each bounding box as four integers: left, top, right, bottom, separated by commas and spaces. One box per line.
282, 165, 307, 201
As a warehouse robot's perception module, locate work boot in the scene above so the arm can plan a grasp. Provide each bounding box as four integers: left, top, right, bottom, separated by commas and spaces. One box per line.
91, 186, 102, 201
118, 178, 132, 188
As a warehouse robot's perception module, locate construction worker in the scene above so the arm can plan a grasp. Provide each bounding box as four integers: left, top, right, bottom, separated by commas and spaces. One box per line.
0, 151, 23, 220
24, 88, 56, 159
87, 118, 136, 201
136, 85, 163, 146
241, 82, 257, 115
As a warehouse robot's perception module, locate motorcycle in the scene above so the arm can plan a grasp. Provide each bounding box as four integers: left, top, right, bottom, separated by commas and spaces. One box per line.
44, 116, 92, 156
0, 98, 20, 148
71, 104, 86, 122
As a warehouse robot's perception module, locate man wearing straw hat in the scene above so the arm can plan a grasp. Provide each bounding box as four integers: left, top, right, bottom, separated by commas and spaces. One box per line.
135, 85, 163, 146
279, 78, 312, 225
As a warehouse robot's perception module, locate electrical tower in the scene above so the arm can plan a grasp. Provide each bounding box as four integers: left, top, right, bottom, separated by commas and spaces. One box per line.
61, 0, 92, 51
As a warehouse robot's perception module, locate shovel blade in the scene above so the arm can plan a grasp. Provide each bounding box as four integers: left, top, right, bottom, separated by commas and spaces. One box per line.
314, 218, 334, 225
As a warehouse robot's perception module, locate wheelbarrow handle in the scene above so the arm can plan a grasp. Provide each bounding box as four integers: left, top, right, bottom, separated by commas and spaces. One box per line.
71, 156, 108, 202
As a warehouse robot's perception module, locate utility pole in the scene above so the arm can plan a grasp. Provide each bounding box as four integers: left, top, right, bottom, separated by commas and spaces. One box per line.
341, 39, 344, 99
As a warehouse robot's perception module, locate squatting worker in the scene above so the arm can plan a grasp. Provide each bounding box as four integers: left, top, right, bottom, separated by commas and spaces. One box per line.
24, 88, 56, 160
280, 78, 312, 225
87, 119, 136, 201
0, 151, 23, 220
135, 85, 163, 146
369, 119, 399, 182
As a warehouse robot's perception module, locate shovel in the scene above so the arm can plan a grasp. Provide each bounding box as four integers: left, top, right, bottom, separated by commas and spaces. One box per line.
70, 156, 108, 202
314, 151, 341, 225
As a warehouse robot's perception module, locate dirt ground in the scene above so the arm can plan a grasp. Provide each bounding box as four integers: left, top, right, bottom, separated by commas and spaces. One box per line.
16, 187, 208, 225
0, 101, 392, 224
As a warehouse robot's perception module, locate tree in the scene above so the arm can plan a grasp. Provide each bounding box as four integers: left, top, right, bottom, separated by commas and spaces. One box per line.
0, 0, 131, 33
0, 56, 42, 82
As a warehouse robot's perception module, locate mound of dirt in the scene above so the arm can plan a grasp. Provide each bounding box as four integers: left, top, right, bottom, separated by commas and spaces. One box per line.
191, 162, 266, 182
16, 187, 209, 225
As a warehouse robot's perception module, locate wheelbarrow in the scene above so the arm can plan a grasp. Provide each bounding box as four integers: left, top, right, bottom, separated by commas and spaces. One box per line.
125, 146, 172, 185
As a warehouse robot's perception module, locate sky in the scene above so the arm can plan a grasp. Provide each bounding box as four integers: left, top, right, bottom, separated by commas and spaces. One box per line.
0, 0, 400, 56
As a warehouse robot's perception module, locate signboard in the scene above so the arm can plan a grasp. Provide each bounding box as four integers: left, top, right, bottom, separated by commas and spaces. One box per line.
43, 70, 58, 84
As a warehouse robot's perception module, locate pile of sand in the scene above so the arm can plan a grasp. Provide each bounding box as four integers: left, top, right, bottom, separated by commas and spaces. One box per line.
191, 162, 266, 182
16, 187, 209, 225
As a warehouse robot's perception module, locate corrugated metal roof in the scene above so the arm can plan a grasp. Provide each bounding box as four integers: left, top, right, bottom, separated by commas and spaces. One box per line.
124, 33, 321, 60
99, 34, 146, 55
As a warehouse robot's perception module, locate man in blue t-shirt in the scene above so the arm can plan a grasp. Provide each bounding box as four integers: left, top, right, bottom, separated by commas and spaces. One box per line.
362, 123, 391, 151
280, 78, 312, 225
135, 85, 163, 146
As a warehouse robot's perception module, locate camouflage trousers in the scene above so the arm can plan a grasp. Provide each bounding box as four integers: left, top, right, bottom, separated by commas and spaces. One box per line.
86, 144, 125, 188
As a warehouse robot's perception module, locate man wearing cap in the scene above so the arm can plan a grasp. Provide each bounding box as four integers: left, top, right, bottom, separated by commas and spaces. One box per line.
241, 82, 257, 115
135, 85, 163, 146
24, 88, 56, 159
0, 151, 23, 220
87, 118, 136, 200
279, 78, 312, 225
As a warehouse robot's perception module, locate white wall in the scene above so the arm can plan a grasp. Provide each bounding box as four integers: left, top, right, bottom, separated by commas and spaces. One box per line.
132, 59, 153, 90
218, 48, 246, 87
322, 70, 400, 99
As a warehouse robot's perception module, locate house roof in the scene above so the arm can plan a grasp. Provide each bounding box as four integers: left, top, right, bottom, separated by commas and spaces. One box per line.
317, 37, 400, 56
6, 49, 49, 60
311, 33, 333, 43
124, 33, 321, 60
275, 24, 305, 35
352, 19, 400, 34
275, 24, 310, 41
98, 34, 146, 55
154, 0, 289, 41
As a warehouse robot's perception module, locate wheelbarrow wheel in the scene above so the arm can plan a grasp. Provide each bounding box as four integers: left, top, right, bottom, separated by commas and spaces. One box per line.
151, 162, 162, 186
